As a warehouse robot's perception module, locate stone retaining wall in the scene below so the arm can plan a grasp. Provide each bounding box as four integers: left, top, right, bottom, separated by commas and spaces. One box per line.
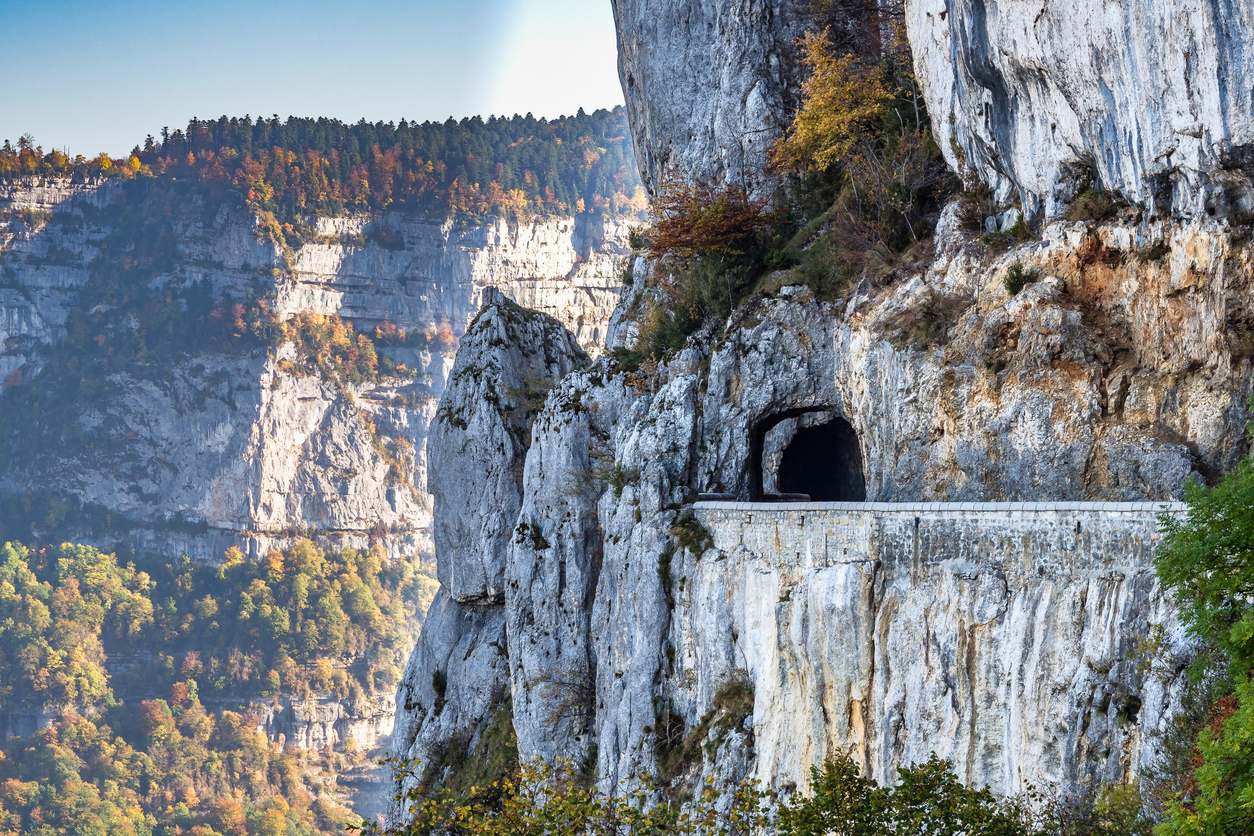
678, 501, 1189, 794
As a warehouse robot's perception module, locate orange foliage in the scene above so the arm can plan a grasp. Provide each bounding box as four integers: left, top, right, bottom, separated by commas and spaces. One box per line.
648, 175, 780, 261
2, 111, 650, 233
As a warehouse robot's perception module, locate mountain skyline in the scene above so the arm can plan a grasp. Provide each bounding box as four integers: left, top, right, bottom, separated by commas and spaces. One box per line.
0, 0, 624, 156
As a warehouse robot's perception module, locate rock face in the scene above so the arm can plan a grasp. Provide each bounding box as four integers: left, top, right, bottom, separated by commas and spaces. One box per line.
694, 212, 1252, 503
429, 289, 589, 604
689, 502, 1182, 794
0, 708, 56, 742
386, 0, 1254, 815
252, 690, 398, 753
906, 0, 1254, 218
389, 297, 591, 812
390, 209, 1248, 816
611, 0, 811, 191
613, 0, 1254, 217
0, 180, 633, 561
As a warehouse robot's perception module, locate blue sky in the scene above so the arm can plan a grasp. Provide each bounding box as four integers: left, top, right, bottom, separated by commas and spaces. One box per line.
0, 0, 624, 156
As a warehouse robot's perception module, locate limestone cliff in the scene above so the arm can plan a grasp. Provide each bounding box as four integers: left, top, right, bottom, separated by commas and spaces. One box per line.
391, 295, 589, 808
392, 209, 1236, 812
685, 501, 1181, 795
906, 0, 1254, 218
615, 0, 1254, 222
0, 179, 632, 563
389, 0, 1254, 813
611, 0, 810, 191
0, 178, 632, 779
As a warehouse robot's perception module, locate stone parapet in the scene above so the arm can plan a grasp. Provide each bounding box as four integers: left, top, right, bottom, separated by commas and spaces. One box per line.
694, 501, 1184, 577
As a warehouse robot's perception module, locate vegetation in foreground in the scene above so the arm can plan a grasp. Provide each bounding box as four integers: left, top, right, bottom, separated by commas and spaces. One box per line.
0, 539, 439, 836
372, 752, 1150, 836
1151, 422, 1254, 835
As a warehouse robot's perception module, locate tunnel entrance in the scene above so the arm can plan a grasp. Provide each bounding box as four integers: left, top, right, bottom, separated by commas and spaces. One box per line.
749, 410, 866, 502
777, 417, 866, 501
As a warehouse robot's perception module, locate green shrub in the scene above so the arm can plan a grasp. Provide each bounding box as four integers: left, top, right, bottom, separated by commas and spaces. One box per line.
958, 181, 997, 232
793, 232, 854, 300
765, 247, 803, 271
628, 227, 652, 251
439, 698, 519, 803
1153, 431, 1254, 834
779, 753, 1036, 836
376, 756, 769, 836
607, 345, 644, 375
635, 298, 698, 362
1008, 212, 1034, 242
671, 510, 714, 554
657, 548, 675, 606
887, 291, 970, 351
981, 230, 1015, 252
1004, 261, 1037, 295
711, 673, 754, 733
607, 462, 640, 497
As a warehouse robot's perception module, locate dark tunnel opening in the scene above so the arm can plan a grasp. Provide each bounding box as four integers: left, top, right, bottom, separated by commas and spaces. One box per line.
776, 416, 866, 501
748, 410, 866, 502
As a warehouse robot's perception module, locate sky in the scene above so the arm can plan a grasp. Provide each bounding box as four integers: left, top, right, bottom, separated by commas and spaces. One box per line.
0, 0, 625, 156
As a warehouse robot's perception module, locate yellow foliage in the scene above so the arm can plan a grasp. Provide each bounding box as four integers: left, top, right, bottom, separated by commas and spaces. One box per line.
771, 31, 889, 174
222, 546, 244, 568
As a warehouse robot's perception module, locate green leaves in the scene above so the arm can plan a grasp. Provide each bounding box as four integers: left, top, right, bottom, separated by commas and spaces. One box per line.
778, 754, 1033, 836
378, 753, 1065, 836
1154, 433, 1254, 834
372, 758, 771, 836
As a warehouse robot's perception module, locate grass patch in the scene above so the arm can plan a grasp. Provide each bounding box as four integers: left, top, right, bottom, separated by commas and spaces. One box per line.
654, 672, 755, 790
657, 548, 676, 607
1065, 188, 1121, 223
607, 462, 640, 497
710, 674, 755, 734
885, 291, 970, 351
1007, 212, 1034, 242
671, 510, 714, 554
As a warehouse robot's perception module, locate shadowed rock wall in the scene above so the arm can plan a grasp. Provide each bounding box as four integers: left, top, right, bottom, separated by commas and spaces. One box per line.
0, 180, 633, 561
611, 0, 810, 191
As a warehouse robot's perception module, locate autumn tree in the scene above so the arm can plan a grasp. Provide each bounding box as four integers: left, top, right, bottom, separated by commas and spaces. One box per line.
770, 30, 890, 175
648, 176, 780, 262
